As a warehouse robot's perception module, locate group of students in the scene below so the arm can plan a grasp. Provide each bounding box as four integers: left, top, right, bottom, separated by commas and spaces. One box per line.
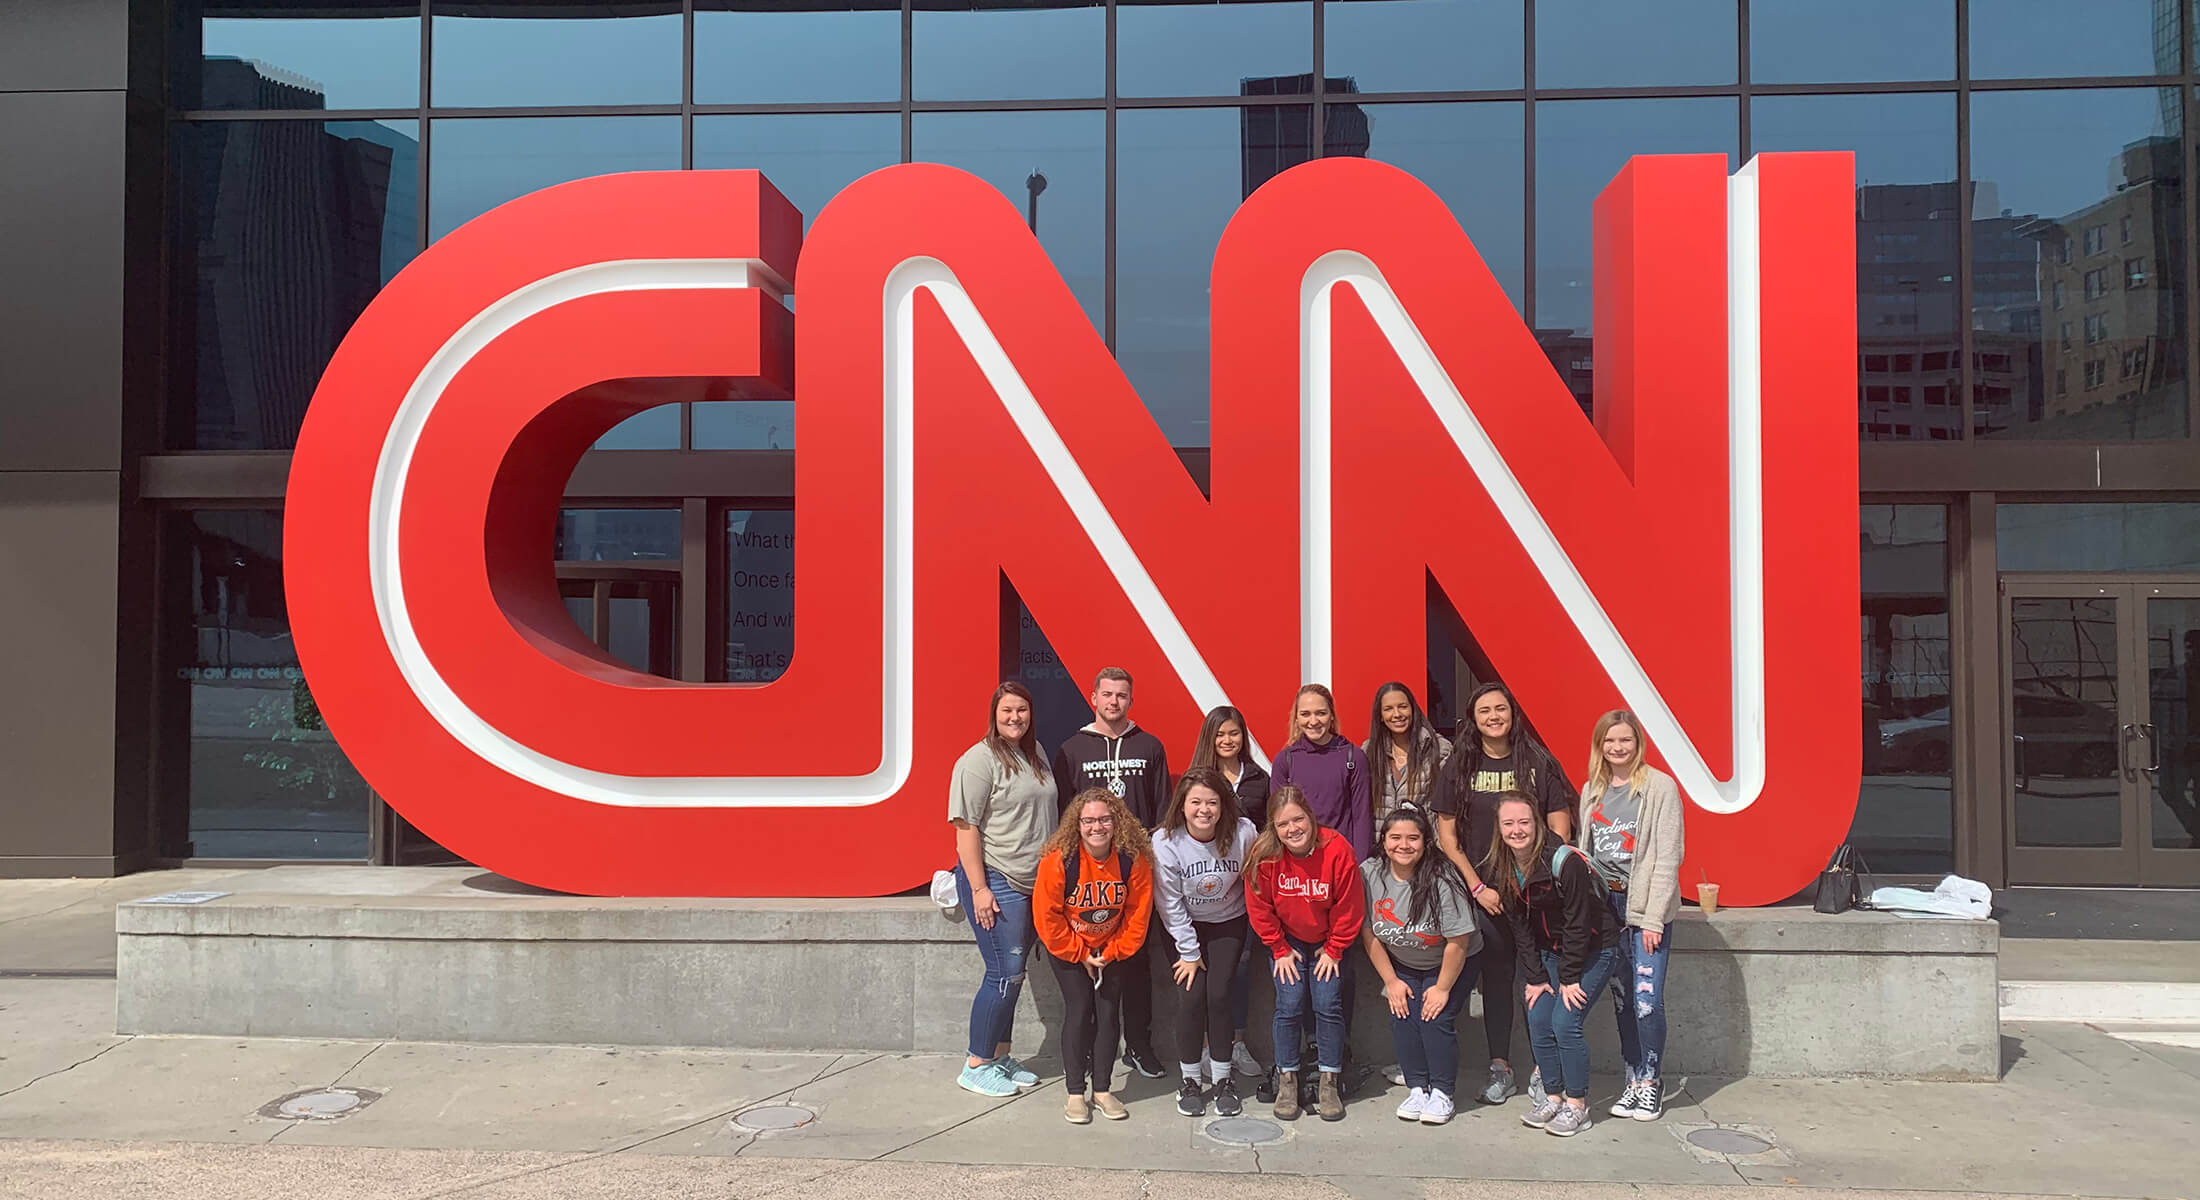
946, 668, 1684, 1138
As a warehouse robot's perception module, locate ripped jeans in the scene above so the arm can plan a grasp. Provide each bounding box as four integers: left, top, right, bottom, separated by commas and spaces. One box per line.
1607, 891, 1671, 1083
954, 864, 1035, 1061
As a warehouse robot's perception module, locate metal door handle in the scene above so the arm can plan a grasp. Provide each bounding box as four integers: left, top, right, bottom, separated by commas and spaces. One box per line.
2013, 733, 2029, 792
2121, 724, 2138, 781
2141, 723, 2161, 773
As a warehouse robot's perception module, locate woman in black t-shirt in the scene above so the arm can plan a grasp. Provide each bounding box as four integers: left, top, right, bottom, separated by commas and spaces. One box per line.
1429, 681, 1578, 1107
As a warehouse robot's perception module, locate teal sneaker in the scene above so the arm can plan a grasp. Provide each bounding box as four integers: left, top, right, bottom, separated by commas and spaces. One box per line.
996, 1055, 1040, 1088
957, 1061, 1018, 1097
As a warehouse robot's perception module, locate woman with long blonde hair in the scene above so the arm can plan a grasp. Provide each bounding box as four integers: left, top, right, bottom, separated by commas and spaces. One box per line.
1577, 709, 1684, 1122
1033, 786, 1154, 1124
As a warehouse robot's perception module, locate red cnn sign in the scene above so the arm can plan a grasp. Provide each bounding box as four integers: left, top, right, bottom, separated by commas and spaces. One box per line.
286, 154, 1857, 905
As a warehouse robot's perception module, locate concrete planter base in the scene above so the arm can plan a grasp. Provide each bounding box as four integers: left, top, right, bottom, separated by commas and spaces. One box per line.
117, 866, 2000, 1080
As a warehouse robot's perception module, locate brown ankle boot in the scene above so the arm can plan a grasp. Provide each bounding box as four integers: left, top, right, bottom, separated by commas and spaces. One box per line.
1272, 1070, 1300, 1120
1317, 1071, 1346, 1121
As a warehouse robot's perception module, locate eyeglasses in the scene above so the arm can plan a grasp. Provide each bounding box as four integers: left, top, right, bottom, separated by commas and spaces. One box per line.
1077, 817, 1115, 828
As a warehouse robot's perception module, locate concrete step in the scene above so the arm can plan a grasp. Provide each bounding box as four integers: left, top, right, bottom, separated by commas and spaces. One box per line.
1999, 980, 2200, 1023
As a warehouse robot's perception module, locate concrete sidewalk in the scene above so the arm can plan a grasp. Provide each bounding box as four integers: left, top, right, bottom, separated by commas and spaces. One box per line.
1, 976, 2195, 1198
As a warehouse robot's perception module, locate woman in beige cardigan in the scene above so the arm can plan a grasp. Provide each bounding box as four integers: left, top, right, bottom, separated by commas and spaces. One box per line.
1576, 709, 1683, 1123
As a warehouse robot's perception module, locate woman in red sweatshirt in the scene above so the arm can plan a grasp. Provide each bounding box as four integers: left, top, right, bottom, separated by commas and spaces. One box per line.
1242, 784, 1364, 1123
1034, 786, 1155, 1126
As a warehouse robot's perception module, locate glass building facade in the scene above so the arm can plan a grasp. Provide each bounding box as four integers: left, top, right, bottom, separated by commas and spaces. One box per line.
4, 0, 2200, 888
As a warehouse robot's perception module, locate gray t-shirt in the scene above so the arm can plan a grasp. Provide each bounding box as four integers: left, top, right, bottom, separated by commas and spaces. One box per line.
948, 741, 1058, 893
1587, 783, 1641, 888
1358, 859, 1478, 971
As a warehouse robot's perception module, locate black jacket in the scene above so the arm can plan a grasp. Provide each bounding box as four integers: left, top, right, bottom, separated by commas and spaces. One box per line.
1506, 845, 1619, 988
1052, 724, 1172, 828
1225, 758, 1271, 830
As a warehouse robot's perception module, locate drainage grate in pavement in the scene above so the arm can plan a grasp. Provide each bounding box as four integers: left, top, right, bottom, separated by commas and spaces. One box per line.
259, 1087, 381, 1122
1204, 1117, 1287, 1147
732, 1103, 816, 1131
1688, 1128, 1773, 1155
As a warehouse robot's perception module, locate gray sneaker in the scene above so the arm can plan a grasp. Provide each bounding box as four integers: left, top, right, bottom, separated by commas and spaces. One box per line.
1546, 1102, 1592, 1137
1521, 1094, 1562, 1128
1526, 1066, 1543, 1101
1480, 1063, 1517, 1105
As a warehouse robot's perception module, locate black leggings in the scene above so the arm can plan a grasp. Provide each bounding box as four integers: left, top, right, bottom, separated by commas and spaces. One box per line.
1172, 915, 1249, 1067
1049, 951, 1125, 1094
1477, 904, 1516, 1063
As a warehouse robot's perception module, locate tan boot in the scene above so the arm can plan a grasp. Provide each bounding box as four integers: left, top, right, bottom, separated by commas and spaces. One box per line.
1064, 1092, 1092, 1124
1272, 1070, 1301, 1120
1317, 1071, 1346, 1121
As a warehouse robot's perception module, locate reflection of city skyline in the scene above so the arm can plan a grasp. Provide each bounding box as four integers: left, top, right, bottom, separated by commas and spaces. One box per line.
185, 57, 417, 450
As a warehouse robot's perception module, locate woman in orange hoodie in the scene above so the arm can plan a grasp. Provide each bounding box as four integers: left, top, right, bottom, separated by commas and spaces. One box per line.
1035, 786, 1156, 1125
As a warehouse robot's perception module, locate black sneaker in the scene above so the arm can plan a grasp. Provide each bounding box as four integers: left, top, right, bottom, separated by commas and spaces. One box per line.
1176, 1077, 1207, 1116
1630, 1078, 1664, 1121
1212, 1077, 1244, 1116
1126, 1046, 1166, 1079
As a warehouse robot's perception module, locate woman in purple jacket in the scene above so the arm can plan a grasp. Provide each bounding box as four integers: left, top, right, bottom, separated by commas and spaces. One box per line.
1270, 684, 1374, 861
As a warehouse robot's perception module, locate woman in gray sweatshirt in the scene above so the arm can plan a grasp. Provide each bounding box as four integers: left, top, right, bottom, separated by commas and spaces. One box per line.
1576, 709, 1684, 1123
1151, 765, 1260, 1118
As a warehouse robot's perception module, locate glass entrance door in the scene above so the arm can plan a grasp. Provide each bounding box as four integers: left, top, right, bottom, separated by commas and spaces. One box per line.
2005, 579, 2200, 885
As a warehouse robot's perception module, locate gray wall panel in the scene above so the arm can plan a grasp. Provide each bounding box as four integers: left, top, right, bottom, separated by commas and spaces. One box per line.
0, 89, 126, 472
0, 0, 130, 94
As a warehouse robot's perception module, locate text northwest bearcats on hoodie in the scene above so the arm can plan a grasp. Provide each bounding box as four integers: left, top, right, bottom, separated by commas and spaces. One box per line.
1052, 723, 1173, 829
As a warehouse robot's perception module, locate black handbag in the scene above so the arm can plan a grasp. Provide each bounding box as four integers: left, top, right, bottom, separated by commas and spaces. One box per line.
1812, 844, 1863, 913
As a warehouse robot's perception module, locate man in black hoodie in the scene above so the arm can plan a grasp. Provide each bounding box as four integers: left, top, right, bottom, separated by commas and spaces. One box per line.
1051, 667, 1172, 1078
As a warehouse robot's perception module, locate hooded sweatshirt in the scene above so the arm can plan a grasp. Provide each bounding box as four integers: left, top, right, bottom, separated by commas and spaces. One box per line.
1505, 844, 1620, 988
1270, 736, 1373, 860
1034, 842, 1155, 964
1245, 828, 1366, 962
1215, 757, 1272, 830
1053, 723, 1173, 828
1151, 817, 1259, 961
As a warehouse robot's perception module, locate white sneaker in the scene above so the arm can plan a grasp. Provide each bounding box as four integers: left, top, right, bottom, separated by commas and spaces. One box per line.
1394, 1086, 1428, 1121
1383, 1063, 1407, 1086
1418, 1088, 1455, 1125
1231, 1040, 1262, 1077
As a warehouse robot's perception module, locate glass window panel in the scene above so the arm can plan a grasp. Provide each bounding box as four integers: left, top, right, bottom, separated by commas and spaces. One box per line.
1997, 503, 2200, 571
592, 407, 682, 449
428, 117, 681, 241
2147, 597, 2200, 850
1356, 101, 1525, 313
914, 110, 1106, 335
430, 3, 682, 108
694, 113, 901, 449
1533, 98, 1736, 416
1533, 0, 1736, 89
1116, 0, 1313, 98
695, 0, 902, 104
177, 510, 372, 859
1969, 88, 2186, 440
914, 0, 1107, 101
1856, 505, 1954, 874
175, 118, 419, 450
2009, 596, 2125, 848
1970, 0, 2177, 80
725, 509, 796, 682
1117, 105, 1311, 443
1752, 93, 1960, 443
1017, 601, 1092, 752
1749, 0, 1953, 84
178, 4, 420, 111
557, 508, 682, 560
1323, 0, 1522, 93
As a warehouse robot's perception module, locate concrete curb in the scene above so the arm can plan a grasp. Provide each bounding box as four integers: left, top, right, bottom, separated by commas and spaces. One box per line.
1998, 980, 2200, 1023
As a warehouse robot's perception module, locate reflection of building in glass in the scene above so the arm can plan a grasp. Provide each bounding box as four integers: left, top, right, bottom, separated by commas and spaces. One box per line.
186, 59, 416, 449
1856, 183, 1968, 440
1239, 74, 1369, 199
2008, 137, 2186, 437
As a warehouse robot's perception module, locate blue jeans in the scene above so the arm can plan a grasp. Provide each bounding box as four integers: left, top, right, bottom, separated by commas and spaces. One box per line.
1607, 892, 1672, 1082
1385, 954, 1477, 1096
1524, 944, 1618, 1100
1270, 935, 1346, 1074
954, 864, 1034, 1061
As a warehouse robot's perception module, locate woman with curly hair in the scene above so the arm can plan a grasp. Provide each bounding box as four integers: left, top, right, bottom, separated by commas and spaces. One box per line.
1034, 786, 1155, 1124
